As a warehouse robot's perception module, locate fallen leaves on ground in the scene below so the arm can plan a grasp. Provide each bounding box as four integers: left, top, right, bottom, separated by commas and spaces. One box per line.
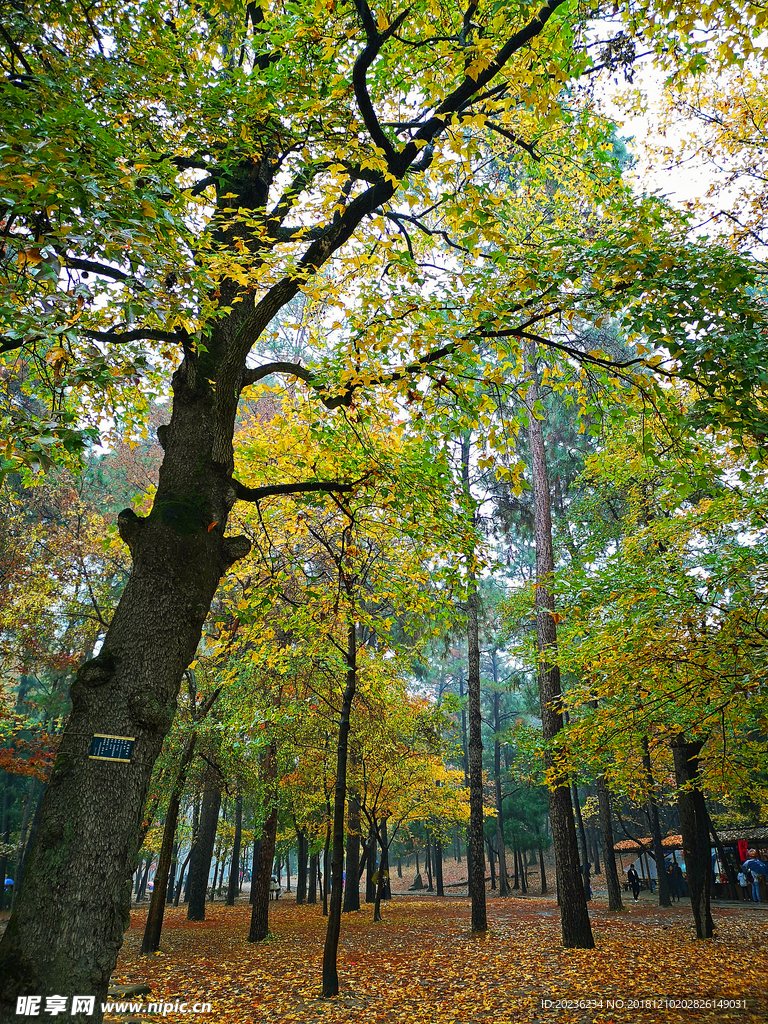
111, 896, 768, 1024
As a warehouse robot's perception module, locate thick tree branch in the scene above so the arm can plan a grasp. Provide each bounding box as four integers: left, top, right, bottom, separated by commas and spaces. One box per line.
80, 327, 186, 345
232, 475, 369, 502
352, 0, 411, 164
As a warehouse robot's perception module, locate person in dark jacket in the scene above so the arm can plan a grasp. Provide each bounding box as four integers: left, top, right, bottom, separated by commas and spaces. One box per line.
627, 864, 641, 902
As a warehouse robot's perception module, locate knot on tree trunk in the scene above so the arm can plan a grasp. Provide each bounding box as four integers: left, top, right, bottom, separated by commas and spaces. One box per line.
76, 654, 116, 688
223, 535, 251, 566
129, 688, 176, 732
118, 508, 145, 554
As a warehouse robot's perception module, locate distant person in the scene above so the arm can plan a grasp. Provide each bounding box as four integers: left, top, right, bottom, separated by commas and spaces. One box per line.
667, 864, 681, 902
737, 869, 750, 901
670, 860, 685, 899
628, 864, 641, 903
742, 851, 767, 902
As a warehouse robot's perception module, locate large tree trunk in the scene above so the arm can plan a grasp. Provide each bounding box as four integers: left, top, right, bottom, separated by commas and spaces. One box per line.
525, 346, 594, 950
187, 771, 222, 921
0, 342, 255, 1017
596, 775, 623, 912
248, 743, 278, 942
226, 790, 243, 906
641, 736, 671, 907
461, 434, 487, 934
671, 736, 713, 939
322, 619, 357, 997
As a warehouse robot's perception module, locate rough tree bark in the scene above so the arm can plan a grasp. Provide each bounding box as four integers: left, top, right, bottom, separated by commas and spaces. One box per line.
525, 345, 594, 949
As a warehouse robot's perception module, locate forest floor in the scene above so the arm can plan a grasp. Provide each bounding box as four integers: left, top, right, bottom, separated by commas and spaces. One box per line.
112, 891, 768, 1024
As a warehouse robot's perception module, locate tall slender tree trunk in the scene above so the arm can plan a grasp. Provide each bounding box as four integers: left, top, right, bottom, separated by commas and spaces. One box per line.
365, 834, 376, 903
308, 852, 318, 905
343, 747, 361, 913
187, 771, 222, 921
372, 819, 390, 922
142, 687, 219, 951
525, 345, 594, 950
493, 688, 509, 897
183, 796, 200, 905
226, 790, 243, 906
296, 827, 308, 905
173, 850, 191, 907
426, 837, 434, 892
671, 736, 713, 939
322, 618, 357, 997
322, 806, 331, 918
435, 837, 444, 897
596, 775, 623, 912
641, 735, 670, 907
486, 838, 496, 890
591, 829, 601, 875
166, 843, 178, 904
461, 434, 487, 933
538, 839, 547, 895
249, 838, 260, 905
248, 742, 278, 942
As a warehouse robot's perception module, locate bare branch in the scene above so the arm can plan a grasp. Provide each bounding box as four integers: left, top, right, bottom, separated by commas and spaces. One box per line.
61, 256, 137, 284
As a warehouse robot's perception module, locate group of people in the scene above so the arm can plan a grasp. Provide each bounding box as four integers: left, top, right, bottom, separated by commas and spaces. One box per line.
626, 860, 685, 902
626, 849, 767, 904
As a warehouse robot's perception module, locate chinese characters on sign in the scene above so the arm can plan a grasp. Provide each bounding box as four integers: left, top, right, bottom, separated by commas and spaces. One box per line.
88, 734, 135, 763
16, 996, 95, 1016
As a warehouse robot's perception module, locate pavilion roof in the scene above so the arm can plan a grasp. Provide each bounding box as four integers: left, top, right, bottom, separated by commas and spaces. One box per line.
613, 835, 682, 852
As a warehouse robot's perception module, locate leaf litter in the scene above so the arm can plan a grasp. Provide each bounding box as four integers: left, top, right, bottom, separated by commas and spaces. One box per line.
110, 896, 768, 1024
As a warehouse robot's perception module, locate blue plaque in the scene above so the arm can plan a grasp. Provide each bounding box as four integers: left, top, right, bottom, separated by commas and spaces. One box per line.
88, 734, 135, 762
